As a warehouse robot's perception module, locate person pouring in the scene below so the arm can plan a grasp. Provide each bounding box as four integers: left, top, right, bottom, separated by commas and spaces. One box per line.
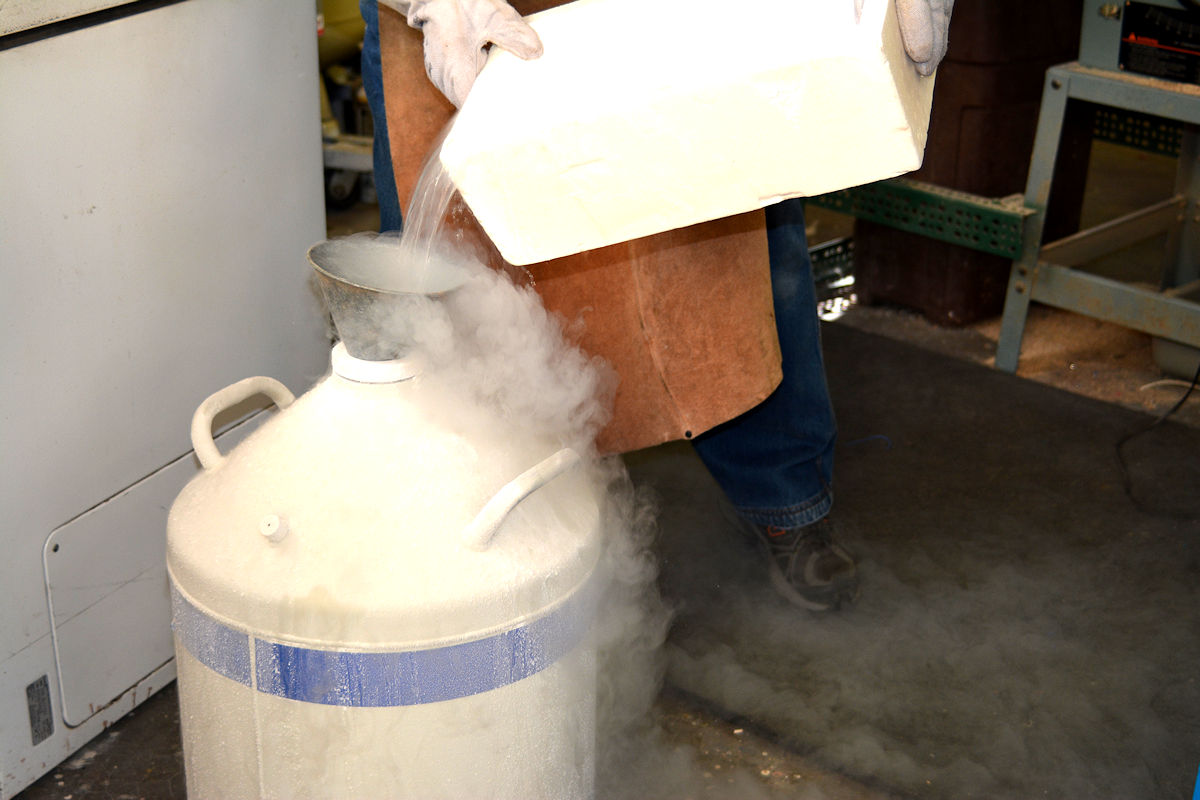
359, 0, 953, 611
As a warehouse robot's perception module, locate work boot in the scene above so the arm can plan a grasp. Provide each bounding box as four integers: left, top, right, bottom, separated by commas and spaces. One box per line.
748, 517, 859, 611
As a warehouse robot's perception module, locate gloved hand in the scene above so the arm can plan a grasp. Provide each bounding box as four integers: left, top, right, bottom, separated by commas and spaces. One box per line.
894, 0, 954, 76
380, 0, 543, 107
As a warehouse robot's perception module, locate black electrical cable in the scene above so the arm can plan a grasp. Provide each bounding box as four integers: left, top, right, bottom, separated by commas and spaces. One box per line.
1114, 357, 1200, 519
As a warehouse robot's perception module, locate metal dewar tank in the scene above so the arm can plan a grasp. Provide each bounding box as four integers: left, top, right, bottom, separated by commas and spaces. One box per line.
167, 236, 604, 798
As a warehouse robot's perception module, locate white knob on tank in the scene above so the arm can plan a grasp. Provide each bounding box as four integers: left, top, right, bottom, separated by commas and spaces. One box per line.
258, 514, 289, 543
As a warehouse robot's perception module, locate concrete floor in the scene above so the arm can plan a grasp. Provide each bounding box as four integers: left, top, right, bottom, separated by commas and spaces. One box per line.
17, 140, 1199, 798
23, 318, 1195, 800
24, 306, 1193, 799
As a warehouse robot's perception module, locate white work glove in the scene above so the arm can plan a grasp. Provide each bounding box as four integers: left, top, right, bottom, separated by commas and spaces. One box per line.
894, 0, 954, 76
380, 0, 543, 107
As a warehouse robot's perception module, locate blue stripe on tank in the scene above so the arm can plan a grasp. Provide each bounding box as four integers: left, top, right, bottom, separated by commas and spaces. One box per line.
171, 586, 252, 686
171, 577, 597, 707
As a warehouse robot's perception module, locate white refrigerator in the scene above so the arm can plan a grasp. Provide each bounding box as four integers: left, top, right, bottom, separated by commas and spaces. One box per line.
0, 1, 330, 795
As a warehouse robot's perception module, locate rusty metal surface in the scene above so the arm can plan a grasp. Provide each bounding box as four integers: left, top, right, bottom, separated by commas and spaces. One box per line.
1040, 195, 1186, 265
1031, 260, 1200, 347
809, 178, 1033, 260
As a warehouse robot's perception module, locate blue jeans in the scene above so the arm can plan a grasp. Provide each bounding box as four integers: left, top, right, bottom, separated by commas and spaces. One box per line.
358, 5, 836, 529
360, 0, 403, 232
692, 200, 837, 529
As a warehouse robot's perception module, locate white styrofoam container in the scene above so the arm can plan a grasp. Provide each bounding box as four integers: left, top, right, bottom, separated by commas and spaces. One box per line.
440, 0, 936, 266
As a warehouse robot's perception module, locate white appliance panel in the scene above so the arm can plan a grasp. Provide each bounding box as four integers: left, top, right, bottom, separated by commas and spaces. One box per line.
0, 0, 330, 795
0, 0, 144, 37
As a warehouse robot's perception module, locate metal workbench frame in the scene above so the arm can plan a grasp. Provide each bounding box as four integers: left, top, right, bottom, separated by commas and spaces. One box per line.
809, 62, 1200, 374
993, 62, 1200, 372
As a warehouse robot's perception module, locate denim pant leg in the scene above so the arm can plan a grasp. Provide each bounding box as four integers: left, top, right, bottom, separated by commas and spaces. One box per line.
360, 0, 404, 233
692, 199, 837, 529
